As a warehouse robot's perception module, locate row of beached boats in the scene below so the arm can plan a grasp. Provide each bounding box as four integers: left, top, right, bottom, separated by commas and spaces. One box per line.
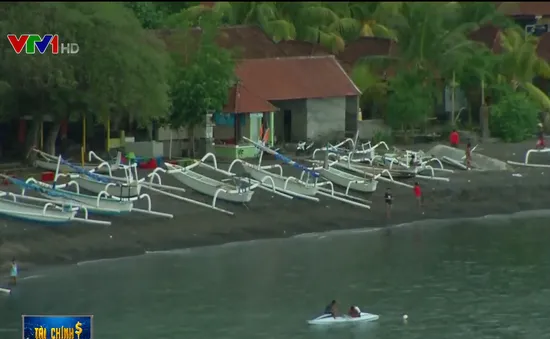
0, 134, 464, 226
2, 132, 544, 224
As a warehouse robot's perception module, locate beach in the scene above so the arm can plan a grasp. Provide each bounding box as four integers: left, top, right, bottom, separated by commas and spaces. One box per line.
0, 140, 548, 271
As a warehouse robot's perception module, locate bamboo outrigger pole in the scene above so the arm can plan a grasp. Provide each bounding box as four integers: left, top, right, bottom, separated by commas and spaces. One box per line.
81, 115, 86, 166
40, 122, 44, 149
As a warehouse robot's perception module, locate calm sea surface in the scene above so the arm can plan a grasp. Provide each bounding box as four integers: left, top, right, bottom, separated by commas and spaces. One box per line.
2, 214, 550, 339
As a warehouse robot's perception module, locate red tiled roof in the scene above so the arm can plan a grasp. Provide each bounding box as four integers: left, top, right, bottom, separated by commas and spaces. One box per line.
155, 26, 282, 60
495, 2, 550, 17
223, 82, 277, 114
156, 26, 395, 75
335, 37, 396, 76
215, 25, 282, 59
469, 25, 503, 54
235, 56, 361, 101
338, 37, 395, 66
537, 33, 550, 61
275, 40, 331, 57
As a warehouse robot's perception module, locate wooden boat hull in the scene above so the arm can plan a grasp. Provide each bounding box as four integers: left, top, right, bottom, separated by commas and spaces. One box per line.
169, 169, 254, 203
339, 162, 416, 179
241, 164, 318, 196
73, 176, 139, 198
33, 159, 117, 174
318, 167, 378, 193
39, 190, 133, 214
0, 198, 76, 223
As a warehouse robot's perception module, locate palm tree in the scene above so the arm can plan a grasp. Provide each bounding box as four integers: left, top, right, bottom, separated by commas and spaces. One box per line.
496, 28, 550, 109
167, 2, 342, 51
345, 2, 401, 39
167, 2, 402, 53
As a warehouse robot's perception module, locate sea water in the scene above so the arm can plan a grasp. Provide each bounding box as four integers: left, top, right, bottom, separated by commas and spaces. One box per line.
1, 215, 550, 339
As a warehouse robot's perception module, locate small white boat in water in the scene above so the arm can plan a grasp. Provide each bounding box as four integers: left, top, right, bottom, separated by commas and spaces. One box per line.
0, 287, 10, 294
307, 312, 379, 325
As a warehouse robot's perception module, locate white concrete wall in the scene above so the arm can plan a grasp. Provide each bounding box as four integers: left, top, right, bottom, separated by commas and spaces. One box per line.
157, 126, 205, 141
306, 97, 346, 141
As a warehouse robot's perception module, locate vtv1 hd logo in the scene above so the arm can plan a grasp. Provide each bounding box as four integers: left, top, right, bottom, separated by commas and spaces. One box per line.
6, 34, 79, 55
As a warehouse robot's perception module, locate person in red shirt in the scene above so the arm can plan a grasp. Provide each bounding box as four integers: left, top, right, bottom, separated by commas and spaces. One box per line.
413, 182, 422, 210
449, 129, 459, 147
536, 123, 545, 149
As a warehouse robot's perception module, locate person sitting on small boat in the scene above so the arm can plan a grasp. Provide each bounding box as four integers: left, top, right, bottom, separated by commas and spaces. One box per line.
348, 305, 361, 318
324, 300, 338, 317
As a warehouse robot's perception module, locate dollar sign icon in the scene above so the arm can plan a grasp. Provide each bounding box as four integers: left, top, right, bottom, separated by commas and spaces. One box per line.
75, 321, 83, 339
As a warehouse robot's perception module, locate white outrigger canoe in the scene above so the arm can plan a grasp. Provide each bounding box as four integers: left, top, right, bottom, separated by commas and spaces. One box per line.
307, 312, 379, 325
165, 162, 255, 203
317, 166, 378, 193
0, 287, 11, 294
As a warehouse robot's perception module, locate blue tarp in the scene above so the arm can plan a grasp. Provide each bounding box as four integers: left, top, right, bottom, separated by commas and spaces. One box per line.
214, 113, 245, 126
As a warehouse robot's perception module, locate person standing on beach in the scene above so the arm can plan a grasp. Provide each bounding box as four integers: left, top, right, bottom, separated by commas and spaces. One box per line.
9, 258, 17, 286
449, 129, 459, 148
384, 188, 393, 219
413, 182, 422, 210
465, 142, 472, 170
536, 123, 545, 149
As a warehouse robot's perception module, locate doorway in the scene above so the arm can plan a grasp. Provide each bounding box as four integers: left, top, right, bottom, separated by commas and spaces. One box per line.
283, 110, 292, 142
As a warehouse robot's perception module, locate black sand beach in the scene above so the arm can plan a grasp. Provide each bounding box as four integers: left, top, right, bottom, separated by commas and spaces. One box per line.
1, 140, 549, 272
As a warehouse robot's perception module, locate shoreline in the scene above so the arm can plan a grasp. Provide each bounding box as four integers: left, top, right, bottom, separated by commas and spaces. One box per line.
84, 207, 550, 261
1, 140, 549, 273
4, 206, 550, 279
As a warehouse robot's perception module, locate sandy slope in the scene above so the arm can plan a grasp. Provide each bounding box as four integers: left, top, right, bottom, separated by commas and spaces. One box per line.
0, 139, 548, 271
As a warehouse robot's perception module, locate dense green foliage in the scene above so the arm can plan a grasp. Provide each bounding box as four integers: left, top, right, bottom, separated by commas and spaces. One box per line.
165, 1, 550, 141
1, 1, 549, 159
0, 2, 173, 154
490, 86, 540, 142
386, 70, 438, 131
0, 2, 234, 158
168, 18, 235, 132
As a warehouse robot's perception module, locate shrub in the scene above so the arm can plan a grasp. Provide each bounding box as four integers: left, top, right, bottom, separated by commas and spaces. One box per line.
490, 87, 539, 142
386, 70, 437, 131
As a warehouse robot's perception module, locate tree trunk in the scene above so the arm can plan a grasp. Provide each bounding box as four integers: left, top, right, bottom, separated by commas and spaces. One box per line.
186, 125, 194, 158
480, 104, 490, 140
191, 127, 196, 158
44, 121, 61, 155
450, 71, 456, 125
24, 118, 42, 163
479, 77, 489, 140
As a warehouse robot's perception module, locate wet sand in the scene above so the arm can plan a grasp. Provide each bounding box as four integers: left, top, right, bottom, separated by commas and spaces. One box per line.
0, 140, 549, 271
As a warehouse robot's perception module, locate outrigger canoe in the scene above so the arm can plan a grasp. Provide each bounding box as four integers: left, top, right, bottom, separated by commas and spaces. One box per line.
307, 312, 379, 325
0, 287, 11, 294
